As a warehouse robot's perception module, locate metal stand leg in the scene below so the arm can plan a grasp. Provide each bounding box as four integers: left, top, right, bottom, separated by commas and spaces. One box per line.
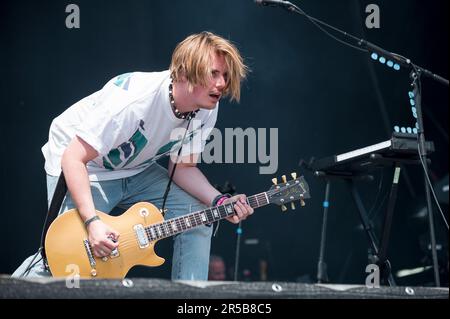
378, 165, 401, 268
317, 179, 331, 283
348, 178, 396, 286
233, 221, 243, 281
423, 169, 441, 287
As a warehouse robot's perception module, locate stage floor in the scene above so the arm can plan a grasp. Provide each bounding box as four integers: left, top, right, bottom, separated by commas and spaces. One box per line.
0, 276, 448, 299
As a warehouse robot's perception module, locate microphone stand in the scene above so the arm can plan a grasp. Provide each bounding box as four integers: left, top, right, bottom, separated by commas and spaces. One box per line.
261, 0, 448, 287
410, 69, 441, 286
233, 221, 243, 281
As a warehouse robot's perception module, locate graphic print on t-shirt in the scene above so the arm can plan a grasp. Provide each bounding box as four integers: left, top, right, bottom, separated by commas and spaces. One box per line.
101, 120, 206, 171
153, 123, 205, 159
102, 120, 148, 170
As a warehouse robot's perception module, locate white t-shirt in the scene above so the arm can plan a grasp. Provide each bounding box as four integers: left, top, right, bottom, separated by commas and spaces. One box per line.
42, 70, 218, 181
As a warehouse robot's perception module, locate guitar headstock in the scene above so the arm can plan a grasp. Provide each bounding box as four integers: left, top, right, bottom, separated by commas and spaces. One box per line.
267, 172, 311, 212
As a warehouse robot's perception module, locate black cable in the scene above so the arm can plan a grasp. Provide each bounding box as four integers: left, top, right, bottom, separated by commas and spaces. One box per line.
160, 112, 197, 214
417, 143, 449, 230
20, 248, 44, 277
411, 63, 448, 230
286, 4, 369, 53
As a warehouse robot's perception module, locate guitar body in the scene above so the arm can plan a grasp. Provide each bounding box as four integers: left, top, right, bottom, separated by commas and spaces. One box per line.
45, 202, 165, 279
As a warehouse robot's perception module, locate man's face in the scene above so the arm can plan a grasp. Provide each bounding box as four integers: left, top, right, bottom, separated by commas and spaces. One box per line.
208, 260, 226, 280
192, 52, 229, 109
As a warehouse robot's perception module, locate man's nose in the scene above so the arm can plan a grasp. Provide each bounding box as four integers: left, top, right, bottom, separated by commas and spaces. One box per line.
215, 75, 226, 90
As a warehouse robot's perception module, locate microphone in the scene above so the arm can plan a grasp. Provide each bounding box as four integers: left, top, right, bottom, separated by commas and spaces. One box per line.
254, 0, 295, 8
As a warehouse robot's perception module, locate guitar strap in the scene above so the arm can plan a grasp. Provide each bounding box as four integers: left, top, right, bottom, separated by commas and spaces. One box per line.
40, 172, 68, 268
160, 111, 197, 215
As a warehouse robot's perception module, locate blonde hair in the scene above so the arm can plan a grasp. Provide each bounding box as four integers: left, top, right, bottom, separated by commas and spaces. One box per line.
170, 31, 248, 102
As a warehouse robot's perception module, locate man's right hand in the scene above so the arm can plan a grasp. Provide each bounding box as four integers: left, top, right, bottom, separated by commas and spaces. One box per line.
86, 220, 120, 258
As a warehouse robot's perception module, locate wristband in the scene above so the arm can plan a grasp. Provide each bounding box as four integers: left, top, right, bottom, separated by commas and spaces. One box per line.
212, 193, 231, 207
84, 215, 100, 228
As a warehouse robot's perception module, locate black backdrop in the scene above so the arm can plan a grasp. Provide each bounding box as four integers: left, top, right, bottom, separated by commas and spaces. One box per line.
1, 0, 448, 285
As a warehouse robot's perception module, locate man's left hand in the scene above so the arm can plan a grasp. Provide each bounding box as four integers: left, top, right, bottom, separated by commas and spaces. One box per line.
223, 194, 254, 224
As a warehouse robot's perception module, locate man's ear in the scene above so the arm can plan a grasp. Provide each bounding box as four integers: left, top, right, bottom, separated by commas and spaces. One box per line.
176, 70, 187, 83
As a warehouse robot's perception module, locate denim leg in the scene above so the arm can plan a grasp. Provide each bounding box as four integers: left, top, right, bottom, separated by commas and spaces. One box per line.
11, 252, 51, 278
12, 175, 63, 278
12, 175, 125, 278
120, 163, 213, 281
59, 177, 124, 215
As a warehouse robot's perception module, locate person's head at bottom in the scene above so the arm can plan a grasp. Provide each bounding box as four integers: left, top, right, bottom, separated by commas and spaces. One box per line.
208, 255, 227, 281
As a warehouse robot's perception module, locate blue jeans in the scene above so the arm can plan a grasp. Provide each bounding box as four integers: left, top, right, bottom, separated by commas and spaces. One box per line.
12, 163, 213, 280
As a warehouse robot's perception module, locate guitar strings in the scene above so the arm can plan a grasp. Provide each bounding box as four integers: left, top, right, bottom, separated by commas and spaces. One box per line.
94, 189, 296, 246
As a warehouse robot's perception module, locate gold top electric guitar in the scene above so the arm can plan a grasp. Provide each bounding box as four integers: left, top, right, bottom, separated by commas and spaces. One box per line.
45, 173, 310, 279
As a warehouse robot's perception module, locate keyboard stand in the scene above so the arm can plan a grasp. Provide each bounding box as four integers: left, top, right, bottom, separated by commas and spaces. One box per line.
313, 153, 426, 286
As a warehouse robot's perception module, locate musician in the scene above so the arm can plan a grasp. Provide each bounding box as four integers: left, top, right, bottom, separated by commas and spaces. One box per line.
13, 31, 253, 280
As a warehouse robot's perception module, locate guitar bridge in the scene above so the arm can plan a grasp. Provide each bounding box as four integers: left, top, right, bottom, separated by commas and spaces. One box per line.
83, 239, 96, 267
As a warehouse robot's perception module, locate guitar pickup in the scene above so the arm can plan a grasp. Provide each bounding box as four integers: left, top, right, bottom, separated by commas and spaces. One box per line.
133, 224, 149, 249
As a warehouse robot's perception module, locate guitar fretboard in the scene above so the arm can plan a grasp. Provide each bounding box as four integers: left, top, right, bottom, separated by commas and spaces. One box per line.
144, 192, 269, 241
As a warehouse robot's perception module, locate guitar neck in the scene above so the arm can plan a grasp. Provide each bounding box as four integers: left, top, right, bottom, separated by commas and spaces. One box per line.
144, 192, 269, 241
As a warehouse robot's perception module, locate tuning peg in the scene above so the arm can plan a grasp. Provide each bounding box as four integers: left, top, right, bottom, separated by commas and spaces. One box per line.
291, 202, 296, 210
300, 199, 306, 207
281, 204, 288, 212
291, 172, 297, 180
272, 177, 278, 185
282, 175, 287, 183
